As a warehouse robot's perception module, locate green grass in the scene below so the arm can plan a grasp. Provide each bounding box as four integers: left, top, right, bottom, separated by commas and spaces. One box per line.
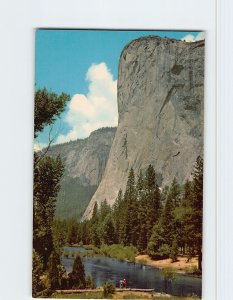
52, 291, 199, 299
52, 291, 104, 299
154, 298, 200, 300
100, 244, 138, 261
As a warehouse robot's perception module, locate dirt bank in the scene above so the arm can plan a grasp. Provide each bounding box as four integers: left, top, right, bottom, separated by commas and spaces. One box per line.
135, 255, 198, 273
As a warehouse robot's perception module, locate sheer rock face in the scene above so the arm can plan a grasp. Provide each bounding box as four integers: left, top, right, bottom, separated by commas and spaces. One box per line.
48, 127, 116, 186
47, 127, 116, 219
83, 36, 204, 220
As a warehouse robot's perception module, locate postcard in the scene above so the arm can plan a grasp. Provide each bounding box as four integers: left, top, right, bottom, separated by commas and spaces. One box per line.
33, 29, 204, 299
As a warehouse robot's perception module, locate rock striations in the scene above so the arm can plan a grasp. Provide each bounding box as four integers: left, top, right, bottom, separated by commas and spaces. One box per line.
83, 36, 204, 220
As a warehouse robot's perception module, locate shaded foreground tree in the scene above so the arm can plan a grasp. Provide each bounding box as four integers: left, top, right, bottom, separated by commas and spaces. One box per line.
33, 155, 64, 266
34, 88, 70, 138
33, 88, 70, 297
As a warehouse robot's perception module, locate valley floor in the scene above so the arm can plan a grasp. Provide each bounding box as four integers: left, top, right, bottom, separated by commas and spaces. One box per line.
135, 255, 198, 273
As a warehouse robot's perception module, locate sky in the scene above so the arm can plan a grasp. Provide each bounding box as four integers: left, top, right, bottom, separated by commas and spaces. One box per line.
35, 29, 204, 149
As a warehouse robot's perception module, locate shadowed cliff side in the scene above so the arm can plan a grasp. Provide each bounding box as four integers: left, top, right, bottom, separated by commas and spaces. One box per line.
47, 127, 116, 219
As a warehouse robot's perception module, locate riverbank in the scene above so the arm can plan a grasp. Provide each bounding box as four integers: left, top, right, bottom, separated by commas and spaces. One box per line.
135, 255, 198, 274
53, 289, 200, 299
70, 244, 200, 275
72, 244, 138, 261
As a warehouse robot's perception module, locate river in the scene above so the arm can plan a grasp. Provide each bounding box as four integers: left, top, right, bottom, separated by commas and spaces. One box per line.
61, 246, 202, 297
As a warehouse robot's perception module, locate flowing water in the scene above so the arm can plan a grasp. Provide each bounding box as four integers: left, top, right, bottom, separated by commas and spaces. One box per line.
61, 246, 201, 297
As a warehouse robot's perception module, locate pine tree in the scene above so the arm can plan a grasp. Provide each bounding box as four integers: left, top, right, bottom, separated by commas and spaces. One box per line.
99, 200, 111, 222
112, 189, 123, 243
90, 203, 101, 246
145, 165, 161, 240
122, 168, 138, 245
102, 214, 116, 245
178, 180, 193, 254
137, 171, 148, 252
147, 222, 169, 259
191, 156, 203, 271
48, 250, 62, 290
161, 186, 176, 248
69, 255, 86, 289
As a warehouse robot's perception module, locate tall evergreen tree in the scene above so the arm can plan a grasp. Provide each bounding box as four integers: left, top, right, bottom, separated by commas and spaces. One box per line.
145, 165, 161, 240
191, 156, 203, 271
137, 171, 148, 252
48, 250, 63, 290
69, 255, 86, 289
90, 203, 101, 246
122, 168, 138, 245
99, 200, 111, 222
101, 214, 116, 245
112, 189, 124, 243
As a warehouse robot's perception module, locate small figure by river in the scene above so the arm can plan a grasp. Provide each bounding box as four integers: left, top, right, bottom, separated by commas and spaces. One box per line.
119, 278, 127, 288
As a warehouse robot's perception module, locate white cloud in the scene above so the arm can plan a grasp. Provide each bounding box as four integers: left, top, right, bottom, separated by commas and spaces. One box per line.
34, 142, 47, 152
181, 32, 205, 42
56, 63, 118, 144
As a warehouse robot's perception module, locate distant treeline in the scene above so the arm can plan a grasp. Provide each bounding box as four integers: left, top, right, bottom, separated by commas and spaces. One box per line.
53, 156, 203, 271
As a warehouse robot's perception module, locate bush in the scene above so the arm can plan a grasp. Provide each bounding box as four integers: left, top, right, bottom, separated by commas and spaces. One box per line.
85, 275, 96, 289
100, 244, 137, 261
161, 267, 176, 281
186, 265, 202, 276
147, 243, 170, 260
102, 280, 116, 298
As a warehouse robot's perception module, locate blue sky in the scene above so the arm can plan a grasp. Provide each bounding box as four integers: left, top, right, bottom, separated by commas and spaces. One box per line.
35, 29, 203, 148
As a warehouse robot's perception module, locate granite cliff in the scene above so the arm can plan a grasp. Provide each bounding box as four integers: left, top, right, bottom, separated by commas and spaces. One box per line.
83, 36, 204, 219
47, 127, 116, 219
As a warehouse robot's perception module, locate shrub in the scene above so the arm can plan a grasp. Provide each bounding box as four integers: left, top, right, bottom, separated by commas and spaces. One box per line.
147, 243, 170, 260
85, 275, 96, 289
102, 280, 116, 298
161, 267, 176, 281
186, 265, 202, 276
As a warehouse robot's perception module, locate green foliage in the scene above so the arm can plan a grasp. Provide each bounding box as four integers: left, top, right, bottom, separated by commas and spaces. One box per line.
33, 88, 69, 296
68, 255, 86, 289
170, 239, 178, 262
85, 275, 96, 289
54, 158, 203, 276
147, 223, 170, 259
100, 244, 138, 261
102, 280, 116, 298
32, 250, 44, 297
34, 88, 70, 138
185, 265, 202, 276
101, 214, 117, 245
52, 292, 103, 299
55, 176, 97, 220
161, 267, 177, 281
47, 250, 64, 290
33, 154, 64, 267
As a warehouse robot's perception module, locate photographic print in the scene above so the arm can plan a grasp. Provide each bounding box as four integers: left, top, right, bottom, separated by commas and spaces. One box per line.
33, 29, 204, 299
